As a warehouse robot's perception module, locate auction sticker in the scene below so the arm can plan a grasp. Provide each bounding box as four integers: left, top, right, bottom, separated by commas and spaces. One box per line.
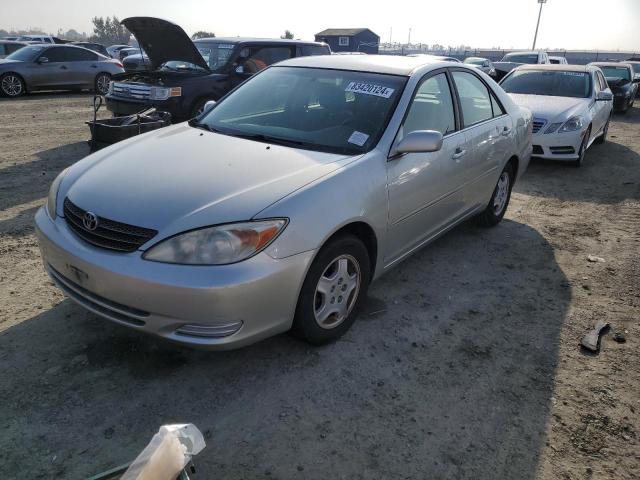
345, 82, 395, 98
348, 131, 369, 146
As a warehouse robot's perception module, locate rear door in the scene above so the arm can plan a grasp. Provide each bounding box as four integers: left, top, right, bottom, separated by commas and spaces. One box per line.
450, 69, 508, 208
386, 70, 468, 262
65, 48, 100, 88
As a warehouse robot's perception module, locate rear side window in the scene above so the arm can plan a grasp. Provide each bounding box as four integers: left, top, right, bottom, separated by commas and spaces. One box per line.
452, 71, 493, 126
66, 48, 98, 61
402, 72, 456, 136
299, 45, 331, 57
240, 46, 293, 74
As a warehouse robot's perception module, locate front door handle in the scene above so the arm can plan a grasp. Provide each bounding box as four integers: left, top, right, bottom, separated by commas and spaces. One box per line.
452, 147, 467, 160
501, 126, 511, 136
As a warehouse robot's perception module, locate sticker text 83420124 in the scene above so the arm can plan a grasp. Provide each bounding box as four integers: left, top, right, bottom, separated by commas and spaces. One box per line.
345, 82, 395, 98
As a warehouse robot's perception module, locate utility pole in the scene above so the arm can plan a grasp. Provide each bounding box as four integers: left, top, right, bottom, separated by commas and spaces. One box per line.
389, 27, 392, 45
408, 28, 411, 45
532, 0, 548, 50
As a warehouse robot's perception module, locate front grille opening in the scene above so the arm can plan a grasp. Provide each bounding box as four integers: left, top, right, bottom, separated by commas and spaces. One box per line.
64, 198, 157, 252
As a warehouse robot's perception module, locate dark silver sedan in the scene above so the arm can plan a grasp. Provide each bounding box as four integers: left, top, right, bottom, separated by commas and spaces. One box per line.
0, 44, 124, 97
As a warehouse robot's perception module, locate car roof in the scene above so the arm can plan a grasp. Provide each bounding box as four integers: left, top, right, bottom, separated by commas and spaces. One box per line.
276, 54, 449, 75
0, 40, 27, 45
517, 64, 592, 73
194, 37, 326, 46
589, 61, 631, 68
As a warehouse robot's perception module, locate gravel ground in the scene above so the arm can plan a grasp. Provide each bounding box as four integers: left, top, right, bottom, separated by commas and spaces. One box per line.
0, 92, 638, 479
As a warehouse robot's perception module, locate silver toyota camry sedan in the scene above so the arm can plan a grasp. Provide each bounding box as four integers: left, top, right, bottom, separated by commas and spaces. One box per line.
36, 55, 532, 349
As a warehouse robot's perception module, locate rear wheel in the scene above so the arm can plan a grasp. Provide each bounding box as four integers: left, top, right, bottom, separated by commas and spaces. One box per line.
0, 73, 25, 97
94, 73, 111, 95
571, 127, 590, 167
477, 163, 514, 227
292, 234, 370, 345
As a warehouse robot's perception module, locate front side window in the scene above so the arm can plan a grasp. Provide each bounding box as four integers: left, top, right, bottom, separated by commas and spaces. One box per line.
452, 71, 493, 126
41, 47, 67, 63
402, 72, 455, 136
501, 70, 591, 98
195, 42, 235, 72
196, 66, 406, 155
339, 37, 350, 47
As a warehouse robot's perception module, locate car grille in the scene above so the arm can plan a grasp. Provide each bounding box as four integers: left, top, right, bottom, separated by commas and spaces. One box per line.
550, 146, 576, 155
111, 82, 151, 100
532, 118, 547, 134
532, 145, 544, 155
63, 198, 157, 252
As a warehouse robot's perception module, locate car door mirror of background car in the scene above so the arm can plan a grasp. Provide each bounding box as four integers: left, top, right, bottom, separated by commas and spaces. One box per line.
596, 91, 613, 101
390, 130, 444, 158
36, 56, 49, 64
203, 100, 216, 114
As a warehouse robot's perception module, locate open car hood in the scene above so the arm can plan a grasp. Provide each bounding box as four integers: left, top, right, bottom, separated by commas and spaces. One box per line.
122, 17, 209, 71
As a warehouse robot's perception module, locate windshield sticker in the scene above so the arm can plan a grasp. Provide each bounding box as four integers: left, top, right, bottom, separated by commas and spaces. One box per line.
217, 44, 235, 49
345, 82, 395, 98
559, 72, 585, 76
348, 131, 369, 146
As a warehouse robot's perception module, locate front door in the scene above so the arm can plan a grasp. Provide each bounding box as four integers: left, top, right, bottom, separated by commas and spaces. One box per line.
386, 71, 469, 263
28, 46, 70, 88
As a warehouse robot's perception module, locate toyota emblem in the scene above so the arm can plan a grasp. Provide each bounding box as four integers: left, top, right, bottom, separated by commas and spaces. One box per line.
83, 212, 99, 231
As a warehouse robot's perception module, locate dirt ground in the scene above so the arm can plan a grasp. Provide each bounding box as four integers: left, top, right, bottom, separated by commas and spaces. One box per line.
0, 92, 638, 479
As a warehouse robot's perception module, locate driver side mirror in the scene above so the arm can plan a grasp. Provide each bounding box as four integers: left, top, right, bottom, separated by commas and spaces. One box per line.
36, 56, 49, 64
389, 130, 443, 158
596, 91, 613, 101
234, 64, 245, 74
203, 100, 216, 114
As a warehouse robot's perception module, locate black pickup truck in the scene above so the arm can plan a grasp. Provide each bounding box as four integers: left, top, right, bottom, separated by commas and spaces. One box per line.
106, 17, 331, 121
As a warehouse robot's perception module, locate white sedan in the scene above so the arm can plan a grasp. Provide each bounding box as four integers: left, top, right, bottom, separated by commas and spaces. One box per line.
500, 64, 613, 167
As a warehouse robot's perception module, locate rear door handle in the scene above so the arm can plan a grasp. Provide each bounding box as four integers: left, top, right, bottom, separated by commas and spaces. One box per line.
452, 147, 467, 160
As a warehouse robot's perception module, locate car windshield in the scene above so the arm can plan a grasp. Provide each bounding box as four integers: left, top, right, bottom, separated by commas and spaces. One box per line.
464, 58, 484, 65
194, 42, 236, 72
5, 45, 44, 61
195, 66, 406, 155
599, 66, 631, 82
502, 53, 539, 64
501, 70, 591, 98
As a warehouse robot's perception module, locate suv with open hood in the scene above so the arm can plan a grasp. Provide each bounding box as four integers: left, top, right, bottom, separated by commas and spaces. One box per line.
105, 17, 330, 121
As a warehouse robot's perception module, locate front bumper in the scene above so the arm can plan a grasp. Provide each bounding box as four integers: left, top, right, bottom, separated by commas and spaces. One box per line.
35, 207, 314, 350
531, 129, 585, 161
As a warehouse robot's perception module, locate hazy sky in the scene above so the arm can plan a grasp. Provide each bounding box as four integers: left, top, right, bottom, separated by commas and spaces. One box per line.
3, 0, 639, 51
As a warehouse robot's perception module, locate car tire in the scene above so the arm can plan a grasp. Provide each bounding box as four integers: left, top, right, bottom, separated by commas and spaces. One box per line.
595, 116, 610, 145
292, 234, 370, 345
94, 73, 111, 95
0, 73, 26, 97
477, 162, 515, 227
571, 127, 591, 168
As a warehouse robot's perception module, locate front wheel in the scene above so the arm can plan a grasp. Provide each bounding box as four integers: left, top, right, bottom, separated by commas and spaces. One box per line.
292, 234, 370, 345
94, 73, 111, 95
571, 127, 590, 167
595, 116, 610, 145
477, 163, 514, 227
0, 73, 25, 97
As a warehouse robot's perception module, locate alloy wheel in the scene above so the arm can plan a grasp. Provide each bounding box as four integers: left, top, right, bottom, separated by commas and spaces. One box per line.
493, 171, 510, 215
96, 74, 110, 95
314, 254, 361, 329
1, 75, 23, 97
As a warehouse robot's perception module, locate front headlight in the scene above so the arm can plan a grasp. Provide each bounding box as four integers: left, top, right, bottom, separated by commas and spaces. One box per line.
46, 168, 69, 220
143, 219, 288, 265
558, 116, 584, 133
149, 86, 181, 100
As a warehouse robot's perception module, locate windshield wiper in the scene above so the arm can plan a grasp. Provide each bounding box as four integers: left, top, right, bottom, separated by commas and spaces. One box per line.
226, 132, 310, 148
189, 119, 221, 133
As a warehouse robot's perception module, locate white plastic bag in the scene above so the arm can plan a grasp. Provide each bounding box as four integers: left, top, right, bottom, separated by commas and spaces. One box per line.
121, 424, 206, 480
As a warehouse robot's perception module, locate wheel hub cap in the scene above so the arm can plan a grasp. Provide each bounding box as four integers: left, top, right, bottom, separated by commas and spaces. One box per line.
493, 172, 510, 215
314, 255, 361, 329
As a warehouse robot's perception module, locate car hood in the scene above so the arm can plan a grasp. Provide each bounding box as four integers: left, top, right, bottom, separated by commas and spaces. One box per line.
63, 124, 354, 242
121, 17, 209, 71
493, 61, 523, 72
0, 59, 23, 67
507, 94, 587, 121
